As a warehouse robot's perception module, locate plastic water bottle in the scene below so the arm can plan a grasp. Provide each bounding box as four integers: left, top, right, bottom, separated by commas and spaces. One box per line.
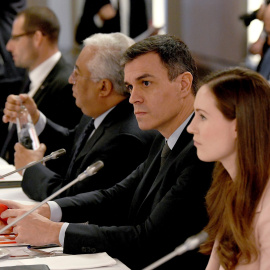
16, 104, 40, 150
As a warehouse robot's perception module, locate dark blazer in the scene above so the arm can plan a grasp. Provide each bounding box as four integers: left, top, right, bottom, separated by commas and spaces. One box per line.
75, 0, 148, 44
22, 99, 157, 201
0, 56, 82, 164
54, 119, 214, 270
0, 0, 26, 123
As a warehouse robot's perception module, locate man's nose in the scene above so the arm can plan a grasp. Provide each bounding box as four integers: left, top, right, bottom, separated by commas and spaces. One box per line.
129, 88, 143, 104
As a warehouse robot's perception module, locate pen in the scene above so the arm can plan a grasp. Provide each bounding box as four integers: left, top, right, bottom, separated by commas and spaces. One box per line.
27, 244, 60, 249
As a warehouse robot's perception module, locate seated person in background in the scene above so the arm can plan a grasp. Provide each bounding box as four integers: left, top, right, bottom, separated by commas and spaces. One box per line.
0, 0, 26, 109
75, 0, 117, 44
0, 0, 27, 149
1, 35, 213, 270
187, 67, 270, 269
3, 33, 157, 201
75, 0, 148, 44
1, 6, 82, 164
256, 4, 270, 79
239, 1, 270, 56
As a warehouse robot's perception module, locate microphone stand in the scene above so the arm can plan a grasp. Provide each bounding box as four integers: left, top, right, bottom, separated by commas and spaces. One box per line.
0, 149, 66, 179
142, 231, 208, 270
0, 160, 104, 234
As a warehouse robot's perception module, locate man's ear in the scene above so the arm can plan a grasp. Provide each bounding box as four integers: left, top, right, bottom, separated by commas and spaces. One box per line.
99, 79, 113, 97
33, 30, 44, 47
175, 72, 193, 97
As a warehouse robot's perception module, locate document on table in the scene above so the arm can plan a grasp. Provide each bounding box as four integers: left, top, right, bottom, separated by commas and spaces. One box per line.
0, 252, 117, 269
0, 234, 27, 247
0, 158, 22, 188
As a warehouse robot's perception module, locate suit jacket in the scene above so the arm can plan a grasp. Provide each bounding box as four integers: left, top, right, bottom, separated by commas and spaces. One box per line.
22, 99, 157, 201
206, 180, 270, 270
257, 47, 270, 80
0, 56, 82, 164
54, 119, 214, 270
75, 0, 148, 44
0, 0, 26, 119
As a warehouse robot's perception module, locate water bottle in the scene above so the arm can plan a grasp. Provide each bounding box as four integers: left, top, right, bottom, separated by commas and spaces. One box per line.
16, 104, 40, 150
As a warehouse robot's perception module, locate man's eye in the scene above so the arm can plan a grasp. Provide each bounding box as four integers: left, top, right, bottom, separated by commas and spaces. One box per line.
126, 85, 133, 92
143, 81, 151, 86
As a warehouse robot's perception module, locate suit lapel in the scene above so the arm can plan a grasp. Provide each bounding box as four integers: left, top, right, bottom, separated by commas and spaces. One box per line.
128, 137, 163, 218
70, 99, 132, 173
132, 117, 195, 218
75, 124, 105, 161
32, 57, 64, 105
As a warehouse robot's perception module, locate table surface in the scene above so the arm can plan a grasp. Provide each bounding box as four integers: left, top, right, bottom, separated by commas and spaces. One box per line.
0, 159, 130, 270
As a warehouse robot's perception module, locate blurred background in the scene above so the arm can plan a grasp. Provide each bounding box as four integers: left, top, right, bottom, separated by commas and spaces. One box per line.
25, 0, 263, 79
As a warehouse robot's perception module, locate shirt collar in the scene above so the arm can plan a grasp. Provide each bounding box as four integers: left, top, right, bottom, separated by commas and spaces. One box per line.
93, 106, 115, 129
29, 51, 61, 90
166, 113, 193, 150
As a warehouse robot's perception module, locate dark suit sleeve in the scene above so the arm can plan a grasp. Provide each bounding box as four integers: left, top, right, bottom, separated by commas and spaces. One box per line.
54, 145, 213, 269
22, 131, 153, 201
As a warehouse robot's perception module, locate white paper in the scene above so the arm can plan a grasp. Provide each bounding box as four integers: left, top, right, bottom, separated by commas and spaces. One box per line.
0, 252, 116, 270
0, 165, 22, 181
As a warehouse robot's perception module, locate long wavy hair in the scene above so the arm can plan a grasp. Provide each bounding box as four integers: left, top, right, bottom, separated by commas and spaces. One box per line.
200, 67, 270, 269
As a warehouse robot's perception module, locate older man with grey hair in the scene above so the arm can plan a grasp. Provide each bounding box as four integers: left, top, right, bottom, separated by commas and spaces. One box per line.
3, 32, 157, 201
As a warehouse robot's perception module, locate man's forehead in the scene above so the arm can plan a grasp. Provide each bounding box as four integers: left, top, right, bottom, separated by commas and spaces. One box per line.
124, 53, 166, 81
13, 16, 24, 30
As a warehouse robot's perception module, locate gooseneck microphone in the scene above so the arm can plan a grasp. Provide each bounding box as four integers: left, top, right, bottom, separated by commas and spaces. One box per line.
0, 160, 104, 234
0, 148, 66, 179
142, 231, 208, 270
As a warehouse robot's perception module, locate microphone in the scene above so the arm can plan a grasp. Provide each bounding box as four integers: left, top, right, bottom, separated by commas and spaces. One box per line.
142, 231, 208, 270
0, 160, 104, 234
0, 148, 66, 178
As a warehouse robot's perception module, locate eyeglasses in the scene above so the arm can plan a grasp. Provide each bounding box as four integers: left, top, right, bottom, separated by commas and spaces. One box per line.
71, 66, 93, 83
10, 31, 36, 41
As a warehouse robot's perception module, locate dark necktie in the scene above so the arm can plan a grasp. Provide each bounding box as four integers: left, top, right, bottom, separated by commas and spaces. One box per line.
66, 119, 95, 178
160, 141, 171, 168
21, 77, 31, 94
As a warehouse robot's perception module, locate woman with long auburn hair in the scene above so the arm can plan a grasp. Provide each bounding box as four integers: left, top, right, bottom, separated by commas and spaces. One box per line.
187, 67, 270, 269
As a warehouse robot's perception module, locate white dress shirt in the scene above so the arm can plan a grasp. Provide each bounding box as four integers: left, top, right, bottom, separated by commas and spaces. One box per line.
28, 51, 61, 98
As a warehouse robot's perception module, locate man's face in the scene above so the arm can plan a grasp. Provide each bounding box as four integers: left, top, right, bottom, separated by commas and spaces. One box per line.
6, 15, 37, 70
124, 52, 190, 138
68, 47, 102, 117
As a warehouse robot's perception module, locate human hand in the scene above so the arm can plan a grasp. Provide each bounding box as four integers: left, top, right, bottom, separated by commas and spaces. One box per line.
14, 143, 47, 174
0, 199, 51, 220
3, 208, 62, 246
98, 3, 116, 20
249, 35, 265, 55
3, 94, 40, 124
0, 200, 32, 234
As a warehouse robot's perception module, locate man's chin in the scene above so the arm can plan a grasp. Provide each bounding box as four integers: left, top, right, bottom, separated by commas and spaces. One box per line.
137, 122, 152, 131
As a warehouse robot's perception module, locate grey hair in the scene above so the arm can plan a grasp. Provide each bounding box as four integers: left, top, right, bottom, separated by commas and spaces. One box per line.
83, 33, 134, 96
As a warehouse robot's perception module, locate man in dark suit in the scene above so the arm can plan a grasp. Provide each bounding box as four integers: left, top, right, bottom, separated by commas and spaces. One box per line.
0, 6, 82, 164
75, 0, 148, 44
0, 0, 26, 150
4, 32, 156, 201
0, 0, 26, 101
2, 35, 213, 270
